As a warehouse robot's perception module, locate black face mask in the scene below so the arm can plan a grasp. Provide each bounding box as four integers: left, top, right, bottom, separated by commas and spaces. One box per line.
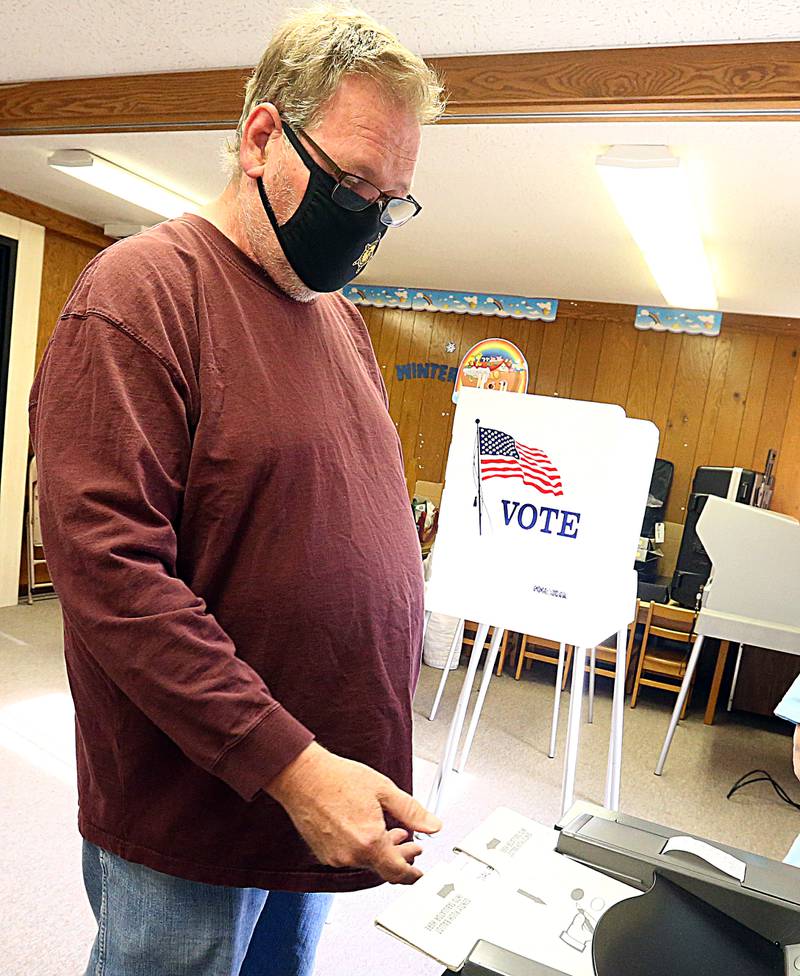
256, 122, 388, 293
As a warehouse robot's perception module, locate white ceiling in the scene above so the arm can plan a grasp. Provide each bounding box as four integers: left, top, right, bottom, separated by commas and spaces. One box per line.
1, 120, 797, 317
2, 0, 800, 81
3, 1, 799, 317
0, 131, 229, 228
367, 120, 800, 317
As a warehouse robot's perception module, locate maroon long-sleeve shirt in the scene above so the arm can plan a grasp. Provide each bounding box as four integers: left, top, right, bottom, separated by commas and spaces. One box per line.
28, 214, 424, 892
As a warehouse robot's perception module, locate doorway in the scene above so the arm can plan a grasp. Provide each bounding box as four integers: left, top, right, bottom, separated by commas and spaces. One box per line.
0, 233, 18, 482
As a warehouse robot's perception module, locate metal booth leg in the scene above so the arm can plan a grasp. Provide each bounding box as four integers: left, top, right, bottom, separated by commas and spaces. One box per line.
604, 628, 627, 809
561, 645, 588, 815
457, 626, 504, 773
428, 619, 465, 721
428, 622, 490, 816
727, 642, 745, 712
548, 643, 567, 760
588, 647, 597, 724
654, 634, 705, 776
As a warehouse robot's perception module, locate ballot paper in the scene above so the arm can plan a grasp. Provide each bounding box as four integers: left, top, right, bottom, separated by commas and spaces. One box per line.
662, 835, 747, 882
375, 807, 642, 973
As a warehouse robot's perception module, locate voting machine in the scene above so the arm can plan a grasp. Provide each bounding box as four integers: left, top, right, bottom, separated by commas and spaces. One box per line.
457, 805, 800, 976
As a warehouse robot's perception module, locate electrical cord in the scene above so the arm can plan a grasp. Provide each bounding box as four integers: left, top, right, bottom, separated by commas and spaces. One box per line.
727, 768, 800, 812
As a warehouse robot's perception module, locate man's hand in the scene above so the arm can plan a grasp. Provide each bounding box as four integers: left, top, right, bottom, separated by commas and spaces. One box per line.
266, 742, 442, 884
793, 726, 800, 780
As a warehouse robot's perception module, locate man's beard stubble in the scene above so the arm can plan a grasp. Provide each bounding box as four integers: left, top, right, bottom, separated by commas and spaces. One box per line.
237, 167, 318, 304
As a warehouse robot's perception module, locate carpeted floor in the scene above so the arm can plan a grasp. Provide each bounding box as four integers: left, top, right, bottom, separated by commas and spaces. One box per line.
1, 598, 798, 975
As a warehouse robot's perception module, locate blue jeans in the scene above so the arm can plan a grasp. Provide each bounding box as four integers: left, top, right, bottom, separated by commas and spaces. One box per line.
82, 840, 333, 976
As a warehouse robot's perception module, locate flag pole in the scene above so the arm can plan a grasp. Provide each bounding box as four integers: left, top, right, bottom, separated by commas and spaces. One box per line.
475, 418, 483, 536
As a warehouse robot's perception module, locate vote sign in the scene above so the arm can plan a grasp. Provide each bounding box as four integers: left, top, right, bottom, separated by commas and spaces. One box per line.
426, 388, 658, 648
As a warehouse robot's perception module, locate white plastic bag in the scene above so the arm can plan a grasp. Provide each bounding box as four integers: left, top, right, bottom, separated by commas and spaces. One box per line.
423, 612, 461, 670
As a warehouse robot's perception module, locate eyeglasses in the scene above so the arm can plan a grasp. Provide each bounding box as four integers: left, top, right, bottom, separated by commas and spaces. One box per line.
288, 122, 422, 228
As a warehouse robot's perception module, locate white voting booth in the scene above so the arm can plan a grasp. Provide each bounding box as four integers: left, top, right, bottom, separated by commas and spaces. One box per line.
425, 388, 658, 815
655, 496, 800, 775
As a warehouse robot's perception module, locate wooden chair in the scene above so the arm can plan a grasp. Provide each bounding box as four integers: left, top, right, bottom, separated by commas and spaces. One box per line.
630, 602, 698, 718
581, 600, 641, 723
513, 633, 573, 758
462, 620, 495, 655
494, 631, 522, 676
514, 634, 573, 689
26, 455, 50, 604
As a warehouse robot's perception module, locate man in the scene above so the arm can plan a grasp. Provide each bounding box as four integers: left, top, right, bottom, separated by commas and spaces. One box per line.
29, 6, 445, 974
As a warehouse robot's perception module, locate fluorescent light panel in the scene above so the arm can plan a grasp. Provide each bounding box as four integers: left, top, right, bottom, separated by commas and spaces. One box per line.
48, 149, 200, 220
597, 145, 717, 311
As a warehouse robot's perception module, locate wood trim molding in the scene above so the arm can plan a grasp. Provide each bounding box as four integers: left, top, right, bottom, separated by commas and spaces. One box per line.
0, 68, 251, 136
2, 41, 799, 135
437, 42, 800, 122
0, 188, 113, 248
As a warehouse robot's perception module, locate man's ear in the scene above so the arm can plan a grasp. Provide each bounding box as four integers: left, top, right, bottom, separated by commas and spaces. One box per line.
240, 103, 284, 179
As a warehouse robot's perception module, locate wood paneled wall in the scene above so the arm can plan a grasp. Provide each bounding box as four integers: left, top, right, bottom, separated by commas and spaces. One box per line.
18, 228, 104, 588
1, 188, 110, 366
36, 230, 103, 364
2, 190, 109, 590
361, 303, 800, 524
21, 227, 106, 591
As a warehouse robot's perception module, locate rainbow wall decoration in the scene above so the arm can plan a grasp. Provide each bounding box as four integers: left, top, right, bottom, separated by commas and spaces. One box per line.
453, 338, 529, 404
343, 284, 558, 321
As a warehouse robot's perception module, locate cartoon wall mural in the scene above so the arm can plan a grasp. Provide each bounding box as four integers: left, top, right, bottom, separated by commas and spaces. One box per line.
453, 338, 529, 403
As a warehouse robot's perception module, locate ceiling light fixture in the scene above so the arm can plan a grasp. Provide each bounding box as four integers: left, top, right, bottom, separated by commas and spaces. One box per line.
596, 145, 717, 310
47, 149, 200, 220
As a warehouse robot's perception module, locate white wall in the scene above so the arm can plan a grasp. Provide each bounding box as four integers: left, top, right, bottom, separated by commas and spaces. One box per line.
0, 213, 44, 608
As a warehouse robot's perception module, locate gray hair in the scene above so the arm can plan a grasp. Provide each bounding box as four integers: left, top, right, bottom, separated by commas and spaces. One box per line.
223, 3, 445, 174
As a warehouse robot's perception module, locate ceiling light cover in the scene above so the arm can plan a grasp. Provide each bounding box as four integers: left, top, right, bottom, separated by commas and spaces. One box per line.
597, 145, 717, 310
48, 149, 200, 220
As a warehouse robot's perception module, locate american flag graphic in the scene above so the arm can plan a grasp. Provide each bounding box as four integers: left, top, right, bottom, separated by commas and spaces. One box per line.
478, 426, 564, 496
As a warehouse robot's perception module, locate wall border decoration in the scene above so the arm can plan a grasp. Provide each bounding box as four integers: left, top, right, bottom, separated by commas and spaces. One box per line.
343, 284, 558, 321
635, 305, 722, 336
